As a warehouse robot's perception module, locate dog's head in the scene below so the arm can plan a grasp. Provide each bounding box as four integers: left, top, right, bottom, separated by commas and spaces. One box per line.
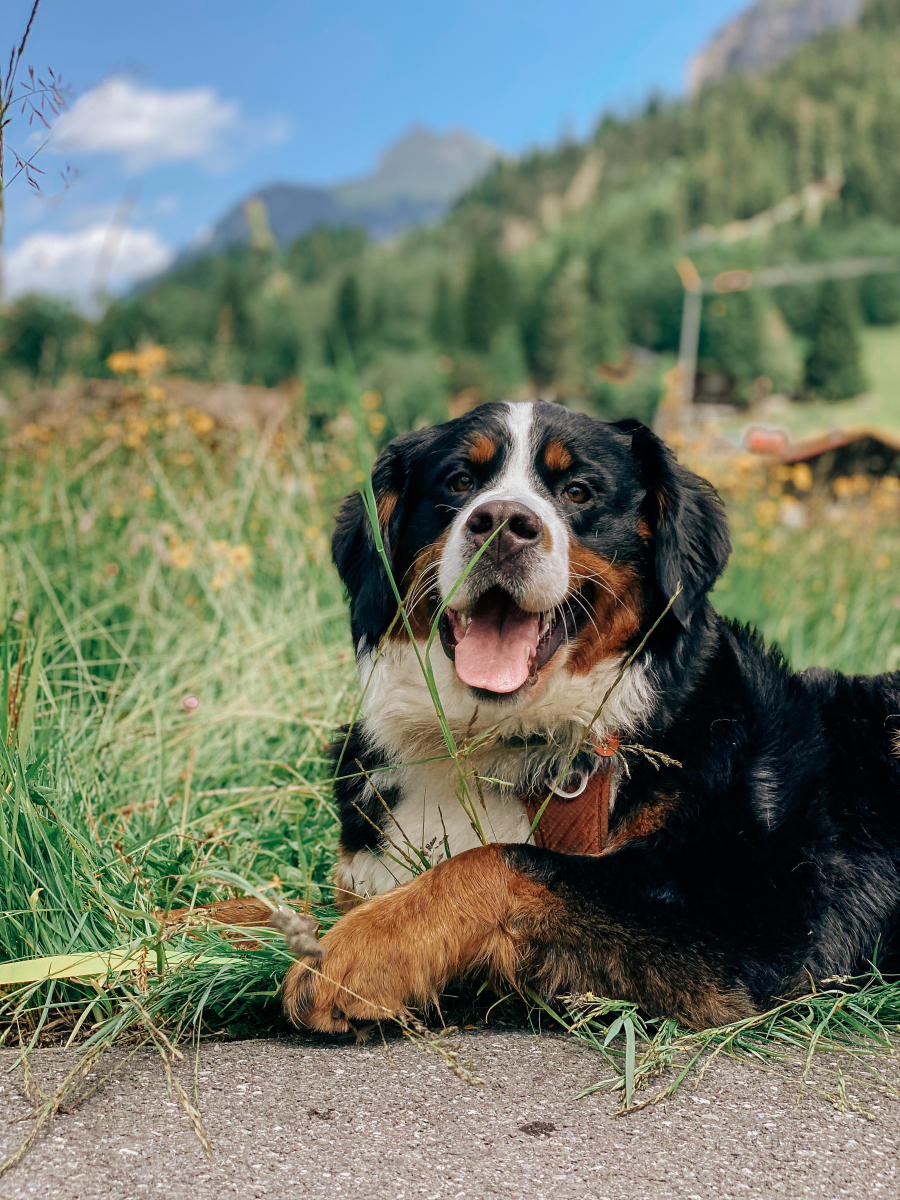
333, 402, 729, 704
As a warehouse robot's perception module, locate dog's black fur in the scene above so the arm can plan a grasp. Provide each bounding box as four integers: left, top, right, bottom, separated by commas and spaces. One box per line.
284, 402, 900, 1032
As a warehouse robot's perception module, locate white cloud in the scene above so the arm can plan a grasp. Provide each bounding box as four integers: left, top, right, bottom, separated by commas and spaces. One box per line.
4, 224, 173, 301
51, 77, 241, 171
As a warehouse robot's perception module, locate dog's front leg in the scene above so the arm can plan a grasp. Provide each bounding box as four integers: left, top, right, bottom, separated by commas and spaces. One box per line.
282, 841, 758, 1032
282, 843, 557, 1033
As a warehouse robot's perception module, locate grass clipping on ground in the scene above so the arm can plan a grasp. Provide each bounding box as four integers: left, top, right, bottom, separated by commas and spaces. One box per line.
1, 382, 900, 1171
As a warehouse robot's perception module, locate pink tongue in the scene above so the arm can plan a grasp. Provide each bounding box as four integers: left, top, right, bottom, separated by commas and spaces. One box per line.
454, 594, 540, 693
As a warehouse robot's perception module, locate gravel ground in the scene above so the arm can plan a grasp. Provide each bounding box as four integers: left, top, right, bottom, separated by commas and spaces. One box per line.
0, 1030, 897, 1200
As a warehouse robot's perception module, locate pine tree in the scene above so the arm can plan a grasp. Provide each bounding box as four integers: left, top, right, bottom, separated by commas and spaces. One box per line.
699, 290, 766, 401
333, 273, 363, 351
804, 281, 866, 401
430, 273, 460, 347
462, 247, 511, 353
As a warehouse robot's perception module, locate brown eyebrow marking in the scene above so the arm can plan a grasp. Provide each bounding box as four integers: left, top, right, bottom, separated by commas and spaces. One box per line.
467, 434, 497, 464
544, 439, 572, 471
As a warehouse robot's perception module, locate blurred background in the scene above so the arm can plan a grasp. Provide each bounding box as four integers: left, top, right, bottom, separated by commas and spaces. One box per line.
3, 0, 900, 941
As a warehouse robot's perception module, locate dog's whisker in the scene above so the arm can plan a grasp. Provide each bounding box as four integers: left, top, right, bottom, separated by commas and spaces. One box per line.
568, 591, 606, 644
566, 568, 619, 602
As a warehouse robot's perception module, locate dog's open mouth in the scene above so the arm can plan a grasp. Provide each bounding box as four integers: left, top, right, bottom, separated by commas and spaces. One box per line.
439, 586, 583, 695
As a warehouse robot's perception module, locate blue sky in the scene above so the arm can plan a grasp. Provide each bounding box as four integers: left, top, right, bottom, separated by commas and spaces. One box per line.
4, 0, 748, 301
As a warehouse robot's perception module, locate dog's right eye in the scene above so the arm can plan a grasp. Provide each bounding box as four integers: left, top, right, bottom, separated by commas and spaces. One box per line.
448, 472, 475, 494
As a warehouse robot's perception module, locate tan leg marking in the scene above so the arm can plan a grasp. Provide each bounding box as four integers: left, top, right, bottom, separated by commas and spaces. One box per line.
282, 843, 757, 1033
283, 844, 560, 1032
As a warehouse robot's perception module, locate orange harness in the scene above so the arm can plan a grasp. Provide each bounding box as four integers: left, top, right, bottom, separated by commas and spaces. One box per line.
522, 734, 619, 856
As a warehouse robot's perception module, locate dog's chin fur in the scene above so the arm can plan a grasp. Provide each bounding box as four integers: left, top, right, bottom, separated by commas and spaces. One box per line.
359, 639, 654, 759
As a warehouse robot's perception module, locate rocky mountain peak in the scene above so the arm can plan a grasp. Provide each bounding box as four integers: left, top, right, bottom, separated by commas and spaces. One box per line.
688, 0, 865, 94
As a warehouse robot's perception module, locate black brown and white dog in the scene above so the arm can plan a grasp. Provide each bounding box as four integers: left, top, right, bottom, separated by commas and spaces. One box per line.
282, 400, 900, 1032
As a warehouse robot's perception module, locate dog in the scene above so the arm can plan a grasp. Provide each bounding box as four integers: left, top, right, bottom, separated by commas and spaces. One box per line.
282, 400, 900, 1032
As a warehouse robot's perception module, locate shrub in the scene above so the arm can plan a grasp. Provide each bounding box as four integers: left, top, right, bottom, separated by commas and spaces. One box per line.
0, 294, 83, 382
804, 281, 867, 400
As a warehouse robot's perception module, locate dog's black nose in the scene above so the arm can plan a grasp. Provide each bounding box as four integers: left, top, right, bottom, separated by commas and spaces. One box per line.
465, 500, 543, 556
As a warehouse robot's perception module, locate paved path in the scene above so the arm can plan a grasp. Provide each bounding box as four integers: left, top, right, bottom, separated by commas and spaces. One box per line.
0, 1031, 897, 1199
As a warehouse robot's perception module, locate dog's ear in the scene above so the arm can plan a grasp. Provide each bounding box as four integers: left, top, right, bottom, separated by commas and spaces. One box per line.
613, 419, 731, 626
332, 429, 433, 651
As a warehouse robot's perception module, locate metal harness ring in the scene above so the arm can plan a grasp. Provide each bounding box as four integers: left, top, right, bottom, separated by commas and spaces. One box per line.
553, 771, 589, 800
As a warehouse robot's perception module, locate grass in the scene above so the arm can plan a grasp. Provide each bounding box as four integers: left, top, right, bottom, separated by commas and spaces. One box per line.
1, 373, 900, 1168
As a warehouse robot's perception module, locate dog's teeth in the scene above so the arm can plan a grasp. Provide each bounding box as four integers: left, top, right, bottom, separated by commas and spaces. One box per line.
460, 614, 470, 628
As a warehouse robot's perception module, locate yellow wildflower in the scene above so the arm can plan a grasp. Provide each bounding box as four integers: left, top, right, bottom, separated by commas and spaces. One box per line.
168, 536, 195, 570
107, 350, 137, 375
210, 566, 234, 591
185, 407, 215, 435
22, 422, 53, 442
132, 344, 168, 379
753, 500, 780, 527
791, 462, 813, 492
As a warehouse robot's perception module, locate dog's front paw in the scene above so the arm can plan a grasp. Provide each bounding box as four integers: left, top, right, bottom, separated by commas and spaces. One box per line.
280, 901, 415, 1033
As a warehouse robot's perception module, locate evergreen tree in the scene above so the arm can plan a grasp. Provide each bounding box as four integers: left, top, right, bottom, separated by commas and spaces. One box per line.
487, 323, 528, 396
462, 247, 511, 353
528, 257, 592, 395
0, 295, 82, 382
804, 281, 867, 400
861, 0, 900, 32
862, 272, 900, 325
430, 273, 460, 347
333, 272, 363, 351
699, 290, 766, 400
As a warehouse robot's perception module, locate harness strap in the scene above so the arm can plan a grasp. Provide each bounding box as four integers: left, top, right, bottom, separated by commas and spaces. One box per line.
522, 733, 619, 856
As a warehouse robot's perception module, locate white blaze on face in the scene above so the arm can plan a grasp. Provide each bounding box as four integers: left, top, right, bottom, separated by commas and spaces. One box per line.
437, 402, 570, 613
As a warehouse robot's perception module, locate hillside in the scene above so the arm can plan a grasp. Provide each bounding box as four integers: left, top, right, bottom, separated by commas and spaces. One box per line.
7, 0, 900, 435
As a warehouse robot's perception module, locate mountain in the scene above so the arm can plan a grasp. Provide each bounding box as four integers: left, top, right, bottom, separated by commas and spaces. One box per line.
688, 0, 865, 93
201, 127, 498, 251
93, 0, 900, 424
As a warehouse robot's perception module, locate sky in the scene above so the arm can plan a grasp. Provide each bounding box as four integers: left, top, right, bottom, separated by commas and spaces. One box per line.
3, 0, 749, 303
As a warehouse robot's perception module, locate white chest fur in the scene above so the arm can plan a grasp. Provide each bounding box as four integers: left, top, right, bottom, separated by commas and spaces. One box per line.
337, 758, 532, 899
335, 640, 654, 901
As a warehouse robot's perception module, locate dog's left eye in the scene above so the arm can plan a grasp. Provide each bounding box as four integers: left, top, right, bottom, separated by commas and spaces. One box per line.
562, 482, 591, 504
448, 471, 475, 494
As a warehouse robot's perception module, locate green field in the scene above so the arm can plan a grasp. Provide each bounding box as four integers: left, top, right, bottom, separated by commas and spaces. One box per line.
2, 381, 900, 1152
